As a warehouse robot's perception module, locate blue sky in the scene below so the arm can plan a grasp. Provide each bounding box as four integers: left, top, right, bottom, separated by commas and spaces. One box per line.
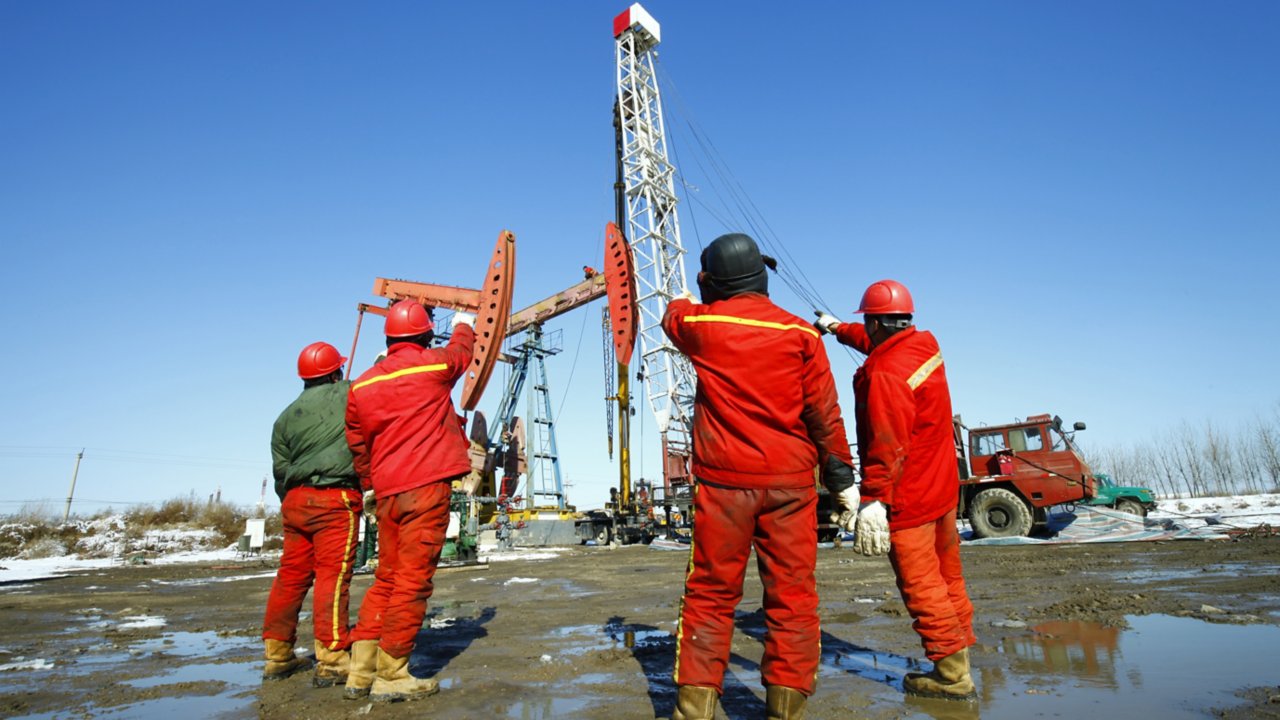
2, 1, 1277, 516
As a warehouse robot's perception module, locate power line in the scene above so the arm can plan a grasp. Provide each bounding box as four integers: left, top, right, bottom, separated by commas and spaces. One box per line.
656, 61, 865, 366
0, 446, 263, 470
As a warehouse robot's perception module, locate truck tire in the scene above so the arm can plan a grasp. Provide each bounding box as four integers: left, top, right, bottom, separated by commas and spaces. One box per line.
594, 525, 612, 545
969, 488, 1034, 539
1114, 499, 1146, 517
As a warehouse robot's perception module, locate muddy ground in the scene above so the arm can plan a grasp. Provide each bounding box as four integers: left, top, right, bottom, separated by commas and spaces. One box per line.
1, 536, 1279, 719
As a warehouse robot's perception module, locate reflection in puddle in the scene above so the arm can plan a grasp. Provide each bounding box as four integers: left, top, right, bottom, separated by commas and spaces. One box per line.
551, 623, 672, 656
131, 631, 252, 658
970, 614, 1280, 719
1003, 620, 1121, 686
504, 696, 592, 719
125, 660, 258, 688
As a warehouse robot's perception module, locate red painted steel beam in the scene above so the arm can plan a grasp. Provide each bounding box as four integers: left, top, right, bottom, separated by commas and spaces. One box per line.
603, 221, 638, 366
372, 279, 483, 313
461, 230, 516, 410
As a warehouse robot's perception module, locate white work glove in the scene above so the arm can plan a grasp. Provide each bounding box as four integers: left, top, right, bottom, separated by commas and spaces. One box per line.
853, 501, 890, 556
832, 484, 861, 532
362, 489, 377, 525
452, 311, 476, 328
673, 289, 697, 304
813, 311, 841, 335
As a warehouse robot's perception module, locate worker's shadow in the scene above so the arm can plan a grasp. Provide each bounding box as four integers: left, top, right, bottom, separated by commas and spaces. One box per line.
411, 606, 496, 678
735, 607, 920, 690
603, 615, 774, 720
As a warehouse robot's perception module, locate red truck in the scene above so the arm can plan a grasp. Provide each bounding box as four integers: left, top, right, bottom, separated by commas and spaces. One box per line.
957, 413, 1156, 538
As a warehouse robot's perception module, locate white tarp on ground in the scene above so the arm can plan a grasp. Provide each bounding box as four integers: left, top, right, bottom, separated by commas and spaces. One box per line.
962, 505, 1231, 545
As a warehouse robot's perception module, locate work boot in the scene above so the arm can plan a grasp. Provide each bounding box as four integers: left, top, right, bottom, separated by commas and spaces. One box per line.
342, 640, 379, 700
765, 685, 807, 719
903, 647, 977, 700
369, 648, 440, 703
312, 640, 350, 688
671, 685, 718, 720
262, 638, 311, 680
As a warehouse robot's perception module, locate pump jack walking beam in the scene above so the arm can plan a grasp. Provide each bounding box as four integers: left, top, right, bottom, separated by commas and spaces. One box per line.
348, 229, 515, 411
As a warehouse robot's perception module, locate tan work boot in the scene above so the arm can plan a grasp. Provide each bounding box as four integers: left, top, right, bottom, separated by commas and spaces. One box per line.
765, 685, 807, 719
312, 640, 350, 688
903, 647, 977, 700
671, 685, 718, 720
343, 639, 379, 700
369, 647, 440, 703
262, 638, 311, 680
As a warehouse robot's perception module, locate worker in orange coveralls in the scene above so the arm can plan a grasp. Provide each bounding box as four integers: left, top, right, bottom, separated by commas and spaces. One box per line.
342, 300, 476, 703
662, 233, 860, 720
815, 279, 977, 701
264, 341, 363, 686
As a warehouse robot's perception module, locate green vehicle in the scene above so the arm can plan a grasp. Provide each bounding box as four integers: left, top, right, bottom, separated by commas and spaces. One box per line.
1087, 473, 1157, 517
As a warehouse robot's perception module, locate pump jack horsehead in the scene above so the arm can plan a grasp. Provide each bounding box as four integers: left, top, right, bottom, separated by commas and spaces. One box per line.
348, 229, 516, 411
346, 225, 637, 513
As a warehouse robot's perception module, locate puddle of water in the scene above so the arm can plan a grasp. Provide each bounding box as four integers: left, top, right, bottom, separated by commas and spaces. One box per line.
504, 696, 592, 719
551, 624, 672, 656
125, 660, 258, 688
1089, 563, 1280, 583
131, 631, 252, 658
15, 692, 252, 720
968, 614, 1280, 719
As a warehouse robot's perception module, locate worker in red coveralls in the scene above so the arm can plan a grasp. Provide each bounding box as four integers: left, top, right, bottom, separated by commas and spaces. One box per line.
662, 233, 860, 720
815, 279, 977, 701
342, 300, 475, 703
264, 341, 363, 686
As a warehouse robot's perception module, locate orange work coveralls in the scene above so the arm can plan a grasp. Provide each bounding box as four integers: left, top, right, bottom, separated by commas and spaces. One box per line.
663, 293, 853, 695
832, 322, 976, 660
344, 324, 474, 658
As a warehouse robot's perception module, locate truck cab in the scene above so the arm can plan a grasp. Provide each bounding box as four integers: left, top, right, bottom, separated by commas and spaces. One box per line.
956, 413, 1155, 538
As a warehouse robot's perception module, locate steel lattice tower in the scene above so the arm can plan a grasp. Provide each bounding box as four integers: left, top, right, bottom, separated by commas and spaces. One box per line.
614, 4, 696, 485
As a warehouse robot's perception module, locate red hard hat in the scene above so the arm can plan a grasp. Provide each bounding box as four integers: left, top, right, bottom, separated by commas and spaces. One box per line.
385, 300, 434, 338
297, 341, 347, 379
855, 279, 914, 315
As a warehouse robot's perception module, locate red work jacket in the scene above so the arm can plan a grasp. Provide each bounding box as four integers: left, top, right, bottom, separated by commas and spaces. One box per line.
833, 324, 958, 531
345, 325, 474, 497
663, 294, 853, 489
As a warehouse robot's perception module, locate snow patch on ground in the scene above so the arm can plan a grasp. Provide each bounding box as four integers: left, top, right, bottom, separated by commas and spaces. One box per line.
0, 657, 54, 672
479, 546, 569, 563
1149, 492, 1280, 530
117, 615, 166, 630
504, 577, 539, 585
150, 570, 277, 587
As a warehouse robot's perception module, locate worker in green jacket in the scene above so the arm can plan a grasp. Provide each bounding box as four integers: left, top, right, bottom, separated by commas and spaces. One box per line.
263, 341, 363, 688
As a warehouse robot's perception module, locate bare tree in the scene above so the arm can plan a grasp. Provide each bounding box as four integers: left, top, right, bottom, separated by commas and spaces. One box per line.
1257, 404, 1280, 492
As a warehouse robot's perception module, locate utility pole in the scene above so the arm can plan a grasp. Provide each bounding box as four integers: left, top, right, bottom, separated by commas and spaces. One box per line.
63, 449, 84, 522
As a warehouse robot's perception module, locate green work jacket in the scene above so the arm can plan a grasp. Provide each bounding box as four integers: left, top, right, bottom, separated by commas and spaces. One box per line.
271, 381, 359, 500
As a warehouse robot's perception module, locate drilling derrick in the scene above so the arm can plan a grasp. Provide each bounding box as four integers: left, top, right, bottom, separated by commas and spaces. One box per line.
613, 3, 696, 498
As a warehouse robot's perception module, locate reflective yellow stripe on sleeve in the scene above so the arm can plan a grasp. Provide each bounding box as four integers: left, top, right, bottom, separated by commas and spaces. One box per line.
681, 314, 820, 338
351, 363, 449, 392
906, 352, 943, 390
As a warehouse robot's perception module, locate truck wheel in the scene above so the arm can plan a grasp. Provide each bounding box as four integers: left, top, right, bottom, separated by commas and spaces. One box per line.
1114, 499, 1146, 517
969, 488, 1034, 539
595, 525, 612, 545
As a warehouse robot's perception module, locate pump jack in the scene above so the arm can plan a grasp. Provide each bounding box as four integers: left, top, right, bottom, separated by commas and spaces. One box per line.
346, 229, 515, 412
349, 225, 638, 540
